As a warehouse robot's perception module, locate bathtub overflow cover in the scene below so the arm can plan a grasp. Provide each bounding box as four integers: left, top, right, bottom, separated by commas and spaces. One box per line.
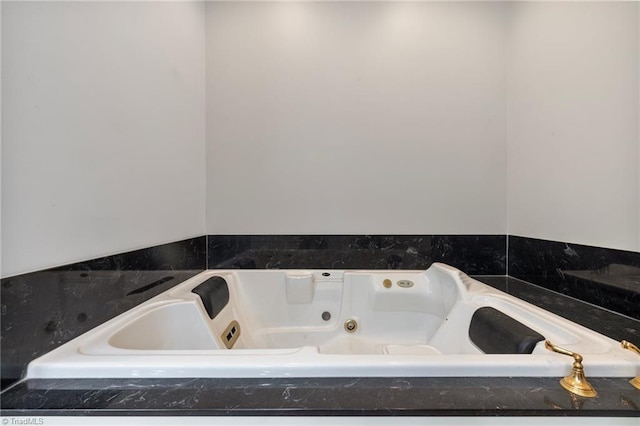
397, 280, 414, 288
344, 319, 358, 333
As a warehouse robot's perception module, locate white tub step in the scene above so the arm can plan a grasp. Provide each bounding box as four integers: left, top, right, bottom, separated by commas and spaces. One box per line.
382, 344, 442, 355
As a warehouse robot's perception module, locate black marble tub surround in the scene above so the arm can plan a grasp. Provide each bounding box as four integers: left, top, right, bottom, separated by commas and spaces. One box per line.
508, 236, 640, 320
0, 237, 206, 389
208, 235, 507, 274
1, 377, 639, 416
2, 278, 639, 417
4, 233, 640, 418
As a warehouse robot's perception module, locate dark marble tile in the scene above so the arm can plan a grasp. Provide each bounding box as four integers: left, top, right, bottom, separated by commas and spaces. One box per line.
508, 236, 640, 320
473, 276, 640, 344
1, 377, 638, 416
1, 237, 206, 388
3, 260, 639, 417
49, 236, 207, 272
471, 275, 509, 292
208, 235, 506, 275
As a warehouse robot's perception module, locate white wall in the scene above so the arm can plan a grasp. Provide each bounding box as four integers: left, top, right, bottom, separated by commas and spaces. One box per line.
206, 2, 508, 235
4, 1, 638, 278
1, 2, 4, 277
1, 1, 206, 277
507, 2, 640, 252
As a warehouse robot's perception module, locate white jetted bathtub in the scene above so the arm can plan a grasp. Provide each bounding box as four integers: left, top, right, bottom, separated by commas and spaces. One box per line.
27, 263, 639, 379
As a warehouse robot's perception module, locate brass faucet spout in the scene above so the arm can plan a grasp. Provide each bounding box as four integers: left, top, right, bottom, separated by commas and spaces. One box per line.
545, 340, 597, 398
621, 340, 640, 355
621, 340, 640, 390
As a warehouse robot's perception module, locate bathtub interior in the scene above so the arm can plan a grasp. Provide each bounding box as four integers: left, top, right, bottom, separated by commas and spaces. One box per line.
87, 264, 593, 356
218, 269, 461, 354
108, 302, 218, 350
27, 263, 640, 379
97, 270, 466, 354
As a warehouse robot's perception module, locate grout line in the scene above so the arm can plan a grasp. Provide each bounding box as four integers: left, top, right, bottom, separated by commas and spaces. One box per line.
505, 234, 509, 277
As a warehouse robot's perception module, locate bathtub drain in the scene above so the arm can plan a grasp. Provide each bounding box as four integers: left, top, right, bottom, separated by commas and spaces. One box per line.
344, 319, 358, 333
